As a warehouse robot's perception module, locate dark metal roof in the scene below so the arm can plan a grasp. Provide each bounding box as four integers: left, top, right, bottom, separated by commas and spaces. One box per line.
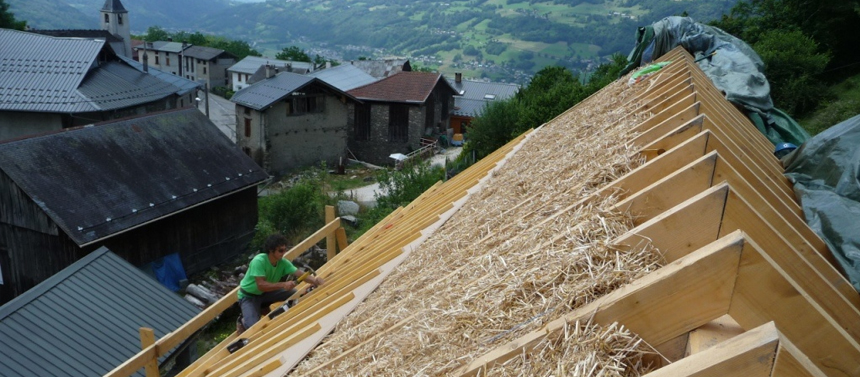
0, 108, 268, 246
0, 29, 104, 113
101, 0, 128, 13
306, 64, 378, 92
0, 247, 198, 377
447, 79, 520, 117
117, 55, 201, 96
231, 71, 315, 111
183, 46, 234, 61
77, 61, 181, 110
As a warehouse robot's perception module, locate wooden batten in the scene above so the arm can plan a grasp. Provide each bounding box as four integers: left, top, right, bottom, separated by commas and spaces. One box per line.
631, 79, 694, 116
632, 95, 700, 136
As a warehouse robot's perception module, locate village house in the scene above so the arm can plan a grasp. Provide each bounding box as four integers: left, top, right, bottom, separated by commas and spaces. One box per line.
348, 58, 412, 79
0, 28, 199, 141
232, 69, 360, 175
0, 108, 268, 303
346, 71, 458, 166
447, 72, 520, 134
182, 45, 237, 88
228, 56, 316, 92
134, 40, 189, 76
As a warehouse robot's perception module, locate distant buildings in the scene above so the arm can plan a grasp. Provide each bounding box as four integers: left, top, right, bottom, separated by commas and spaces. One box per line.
448, 73, 520, 134
227, 56, 316, 92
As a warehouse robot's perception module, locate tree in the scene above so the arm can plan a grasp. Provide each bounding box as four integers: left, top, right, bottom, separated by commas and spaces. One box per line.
0, 0, 26, 30
143, 26, 170, 42
276, 46, 311, 62
754, 28, 830, 114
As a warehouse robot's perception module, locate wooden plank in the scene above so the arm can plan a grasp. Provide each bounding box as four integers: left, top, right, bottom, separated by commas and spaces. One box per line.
611, 130, 709, 195
771, 330, 828, 377
635, 82, 696, 116
212, 323, 321, 377
456, 233, 744, 376
105, 341, 158, 377
284, 217, 341, 261
720, 189, 860, 330
614, 184, 728, 262
239, 359, 281, 377
633, 96, 700, 136
325, 206, 336, 261
645, 321, 779, 377
614, 152, 717, 225
729, 236, 860, 376
139, 328, 159, 377
335, 227, 348, 253
685, 315, 744, 356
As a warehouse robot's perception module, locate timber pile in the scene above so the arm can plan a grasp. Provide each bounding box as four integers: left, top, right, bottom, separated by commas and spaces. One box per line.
168, 46, 860, 377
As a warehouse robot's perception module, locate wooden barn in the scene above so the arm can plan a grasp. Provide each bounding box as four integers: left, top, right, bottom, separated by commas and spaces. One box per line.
113, 48, 857, 377
0, 108, 268, 304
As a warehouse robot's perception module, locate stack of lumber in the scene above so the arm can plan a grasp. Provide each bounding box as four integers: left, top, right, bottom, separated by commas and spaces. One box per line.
171, 46, 859, 377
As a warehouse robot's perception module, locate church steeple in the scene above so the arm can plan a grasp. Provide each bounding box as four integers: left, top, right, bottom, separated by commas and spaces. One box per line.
100, 0, 131, 57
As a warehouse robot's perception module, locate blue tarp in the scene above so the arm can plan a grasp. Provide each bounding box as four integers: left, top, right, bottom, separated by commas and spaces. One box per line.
142, 253, 188, 292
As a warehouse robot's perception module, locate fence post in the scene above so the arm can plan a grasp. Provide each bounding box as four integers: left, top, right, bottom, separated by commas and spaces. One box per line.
325, 205, 336, 261
139, 327, 160, 377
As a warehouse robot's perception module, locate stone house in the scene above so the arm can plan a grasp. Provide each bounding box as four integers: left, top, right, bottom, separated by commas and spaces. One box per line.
232, 69, 360, 175
346, 71, 458, 166
182, 46, 237, 89
228, 56, 315, 92
134, 40, 189, 76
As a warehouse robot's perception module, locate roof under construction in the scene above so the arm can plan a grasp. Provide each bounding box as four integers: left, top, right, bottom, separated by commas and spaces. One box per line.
113, 47, 858, 377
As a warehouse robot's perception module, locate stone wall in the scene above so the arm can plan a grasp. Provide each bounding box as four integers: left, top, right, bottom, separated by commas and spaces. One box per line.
347, 102, 427, 166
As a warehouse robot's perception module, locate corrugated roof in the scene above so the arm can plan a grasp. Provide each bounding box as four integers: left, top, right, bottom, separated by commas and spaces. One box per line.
227, 56, 313, 75
183, 46, 233, 61
77, 61, 181, 110
306, 64, 378, 92
347, 71, 453, 104
0, 108, 268, 246
101, 0, 127, 12
230, 71, 315, 110
117, 55, 200, 96
448, 79, 520, 116
0, 29, 104, 113
0, 247, 198, 377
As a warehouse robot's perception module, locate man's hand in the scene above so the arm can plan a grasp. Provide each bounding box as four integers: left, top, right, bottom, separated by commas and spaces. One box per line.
282, 281, 297, 290
308, 276, 325, 287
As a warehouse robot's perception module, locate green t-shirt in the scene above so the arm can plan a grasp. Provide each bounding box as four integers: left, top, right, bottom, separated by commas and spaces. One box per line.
238, 253, 298, 299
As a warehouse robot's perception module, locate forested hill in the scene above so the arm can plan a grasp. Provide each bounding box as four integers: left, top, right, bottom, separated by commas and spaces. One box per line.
191, 0, 737, 80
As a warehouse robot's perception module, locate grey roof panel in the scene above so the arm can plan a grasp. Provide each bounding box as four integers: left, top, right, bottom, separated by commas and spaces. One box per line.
306, 64, 378, 92
0, 108, 268, 245
31, 29, 123, 43
0, 29, 104, 113
77, 61, 180, 110
448, 79, 520, 117
231, 71, 315, 110
117, 55, 201, 96
183, 46, 233, 61
227, 56, 313, 75
0, 247, 199, 377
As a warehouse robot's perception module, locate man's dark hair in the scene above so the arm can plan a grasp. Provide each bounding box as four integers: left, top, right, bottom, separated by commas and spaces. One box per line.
264, 234, 289, 254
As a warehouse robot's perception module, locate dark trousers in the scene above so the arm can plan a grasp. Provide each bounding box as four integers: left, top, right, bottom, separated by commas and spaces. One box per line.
239, 289, 295, 329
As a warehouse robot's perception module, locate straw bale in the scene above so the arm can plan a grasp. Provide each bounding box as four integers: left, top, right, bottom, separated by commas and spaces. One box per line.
293, 76, 661, 376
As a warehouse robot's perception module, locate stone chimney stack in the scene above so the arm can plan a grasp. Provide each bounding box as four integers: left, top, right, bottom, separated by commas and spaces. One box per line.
455, 72, 462, 83
265, 64, 275, 78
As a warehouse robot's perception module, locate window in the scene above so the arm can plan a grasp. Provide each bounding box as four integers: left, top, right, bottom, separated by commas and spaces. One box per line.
354, 104, 371, 141
244, 118, 251, 137
244, 107, 251, 116
118, 14, 123, 25
286, 95, 324, 116
104, 14, 109, 23
166, 56, 170, 66
155, 55, 159, 65
389, 104, 409, 142
203, 66, 207, 75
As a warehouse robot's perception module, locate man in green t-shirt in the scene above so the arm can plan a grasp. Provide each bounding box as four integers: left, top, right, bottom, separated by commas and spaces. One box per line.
237, 234, 324, 333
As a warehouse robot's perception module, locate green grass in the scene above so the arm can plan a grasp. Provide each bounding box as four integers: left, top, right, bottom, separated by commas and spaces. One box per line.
798, 74, 860, 135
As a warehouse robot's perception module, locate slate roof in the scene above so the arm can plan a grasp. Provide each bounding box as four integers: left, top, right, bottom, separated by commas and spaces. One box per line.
347, 71, 456, 104
448, 79, 520, 117
348, 58, 410, 78
232, 71, 358, 111
117, 55, 201, 96
306, 64, 378, 92
0, 29, 189, 113
134, 41, 188, 54
0, 247, 198, 377
183, 46, 234, 61
228, 56, 313, 75
0, 108, 268, 246
101, 0, 127, 12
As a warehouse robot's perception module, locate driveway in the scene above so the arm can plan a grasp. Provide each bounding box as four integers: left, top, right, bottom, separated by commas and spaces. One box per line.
196, 90, 236, 142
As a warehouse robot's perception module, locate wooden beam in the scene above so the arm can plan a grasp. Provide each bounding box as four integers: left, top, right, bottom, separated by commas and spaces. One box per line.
335, 227, 348, 253
456, 233, 744, 376
645, 321, 779, 377
284, 217, 341, 261
685, 315, 744, 356
771, 329, 828, 377
325, 206, 336, 261
139, 328, 159, 377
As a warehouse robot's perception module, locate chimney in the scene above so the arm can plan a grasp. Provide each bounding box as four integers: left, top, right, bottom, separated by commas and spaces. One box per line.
326, 61, 332, 69
265, 64, 275, 78
455, 72, 462, 83
143, 51, 149, 73
167, 37, 173, 42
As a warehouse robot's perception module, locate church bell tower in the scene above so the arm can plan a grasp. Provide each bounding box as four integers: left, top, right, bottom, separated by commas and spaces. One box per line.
100, 0, 131, 57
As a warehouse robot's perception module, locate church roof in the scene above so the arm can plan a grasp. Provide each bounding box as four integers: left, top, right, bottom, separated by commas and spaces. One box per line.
101, 0, 127, 12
